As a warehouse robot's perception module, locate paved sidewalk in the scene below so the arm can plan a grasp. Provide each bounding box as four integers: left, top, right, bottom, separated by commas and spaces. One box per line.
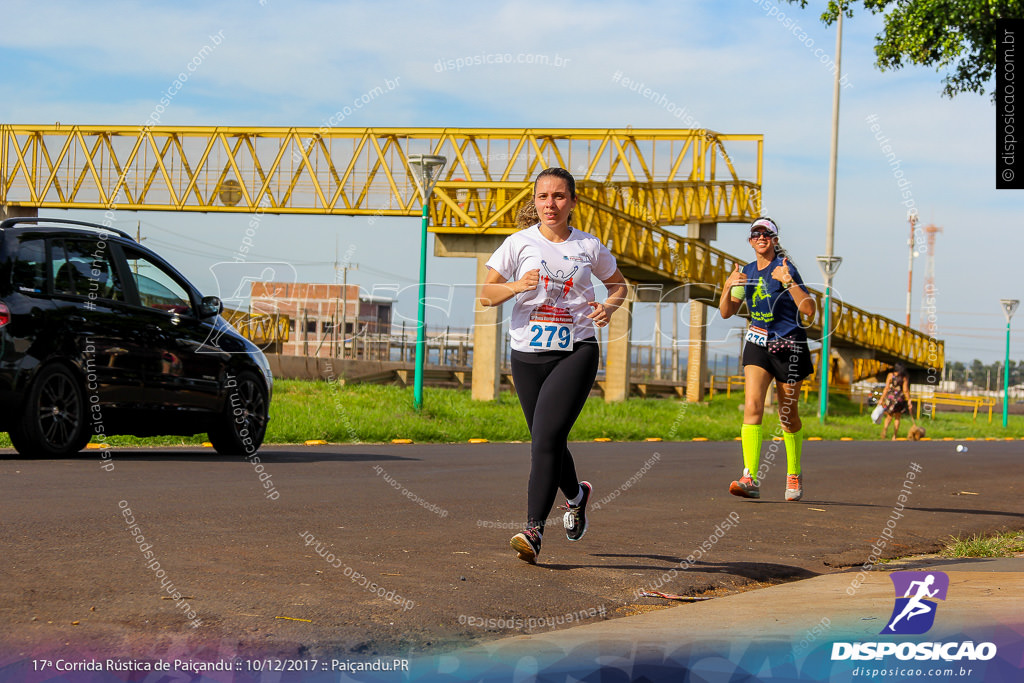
417, 557, 1024, 682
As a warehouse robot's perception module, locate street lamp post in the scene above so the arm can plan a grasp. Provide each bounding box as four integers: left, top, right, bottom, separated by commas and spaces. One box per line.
819, 4, 844, 423
408, 154, 447, 412
1000, 298, 1019, 428
817, 256, 842, 421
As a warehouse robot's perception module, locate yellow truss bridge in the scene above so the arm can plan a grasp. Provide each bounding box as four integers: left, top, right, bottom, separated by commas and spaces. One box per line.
0, 124, 942, 396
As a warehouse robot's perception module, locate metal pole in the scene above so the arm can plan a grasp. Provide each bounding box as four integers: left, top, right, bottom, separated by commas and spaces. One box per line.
414, 200, 429, 411
819, 291, 831, 421
1005, 318, 1012, 428
906, 213, 916, 327
654, 300, 662, 380
672, 302, 679, 381
408, 154, 446, 411
820, 6, 843, 423
341, 267, 348, 359
1000, 299, 1019, 427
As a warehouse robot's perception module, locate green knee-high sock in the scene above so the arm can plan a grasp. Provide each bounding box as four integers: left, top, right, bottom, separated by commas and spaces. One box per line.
741, 423, 762, 482
784, 428, 803, 475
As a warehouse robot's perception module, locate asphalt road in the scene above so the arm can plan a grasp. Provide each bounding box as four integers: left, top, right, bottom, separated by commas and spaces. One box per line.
2, 439, 1021, 663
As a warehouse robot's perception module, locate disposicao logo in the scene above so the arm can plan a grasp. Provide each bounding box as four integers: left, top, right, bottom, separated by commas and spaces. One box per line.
831, 570, 997, 663
881, 571, 949, 635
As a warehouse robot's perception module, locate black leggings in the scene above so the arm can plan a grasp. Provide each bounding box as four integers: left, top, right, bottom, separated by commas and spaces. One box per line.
510, 340, 599, 534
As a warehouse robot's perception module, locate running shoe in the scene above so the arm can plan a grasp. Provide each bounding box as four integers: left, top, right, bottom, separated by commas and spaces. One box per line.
560, 481, 592, 542
510, 526, 542, 564
729, 468, 760, 499
785, 473, 803, 501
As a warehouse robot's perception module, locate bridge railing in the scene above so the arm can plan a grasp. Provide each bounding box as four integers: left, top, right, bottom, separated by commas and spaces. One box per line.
222, 308, 290, 346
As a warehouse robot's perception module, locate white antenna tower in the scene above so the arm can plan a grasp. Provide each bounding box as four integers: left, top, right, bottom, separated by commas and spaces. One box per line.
917, 224, 942, 336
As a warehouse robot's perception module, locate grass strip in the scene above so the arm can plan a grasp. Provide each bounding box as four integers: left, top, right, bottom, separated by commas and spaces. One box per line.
1, 380, 1022, 448
941, 530, 1024, 558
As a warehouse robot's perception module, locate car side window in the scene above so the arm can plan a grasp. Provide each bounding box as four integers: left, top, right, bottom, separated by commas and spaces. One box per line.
11, 237, 47, 293
122, 247, 193, 315
57, 239, 125, 301
51, 241, 89, 297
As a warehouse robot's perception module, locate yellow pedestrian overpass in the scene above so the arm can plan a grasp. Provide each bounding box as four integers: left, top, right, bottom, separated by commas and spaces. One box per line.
0, 125, 942, 401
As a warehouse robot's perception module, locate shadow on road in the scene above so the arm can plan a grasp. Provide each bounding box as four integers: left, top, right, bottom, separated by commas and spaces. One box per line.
0, 449, 421, 464
541, 554, 821, 581
794, 499, 1024, 520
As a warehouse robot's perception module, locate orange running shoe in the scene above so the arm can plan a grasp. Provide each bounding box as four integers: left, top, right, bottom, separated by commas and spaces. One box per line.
729, 469, 760, 499
785, 473, 803, 501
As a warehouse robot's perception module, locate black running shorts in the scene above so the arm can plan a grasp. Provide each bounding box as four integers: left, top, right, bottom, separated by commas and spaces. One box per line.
742, 335, 814, 383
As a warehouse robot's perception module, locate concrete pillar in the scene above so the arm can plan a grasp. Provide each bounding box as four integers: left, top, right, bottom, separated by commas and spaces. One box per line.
833, 346, 870, 388
471, 254, 502, 401
603, 283, 635, 402
686, 300, 708, 402
434, 233, 507, 402
0, 205, 38, 220
684, 221, 717, 403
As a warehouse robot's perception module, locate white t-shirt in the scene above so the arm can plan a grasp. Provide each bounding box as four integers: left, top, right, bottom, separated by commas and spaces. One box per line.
486, 224, 618, 353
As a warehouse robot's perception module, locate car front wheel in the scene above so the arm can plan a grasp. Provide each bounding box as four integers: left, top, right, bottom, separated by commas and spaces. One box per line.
9, 364, 91, 458
207, 371, 269, 456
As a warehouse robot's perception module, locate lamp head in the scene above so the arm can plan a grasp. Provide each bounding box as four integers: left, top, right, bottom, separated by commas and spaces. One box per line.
408, 154, 447, 201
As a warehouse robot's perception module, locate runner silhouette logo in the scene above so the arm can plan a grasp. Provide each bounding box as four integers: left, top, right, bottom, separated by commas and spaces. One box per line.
881, 571, 950, 635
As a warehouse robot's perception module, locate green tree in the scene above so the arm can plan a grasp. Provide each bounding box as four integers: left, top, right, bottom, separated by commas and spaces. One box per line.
946, 360, 966, 383
968, 358, 987, 387
782, 0, 1024, 98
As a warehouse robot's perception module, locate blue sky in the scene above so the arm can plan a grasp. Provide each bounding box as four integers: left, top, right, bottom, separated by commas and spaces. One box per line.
1, 0, 1020, 366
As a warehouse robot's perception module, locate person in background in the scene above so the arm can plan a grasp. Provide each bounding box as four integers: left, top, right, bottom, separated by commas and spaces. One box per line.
880, 363, 912, 439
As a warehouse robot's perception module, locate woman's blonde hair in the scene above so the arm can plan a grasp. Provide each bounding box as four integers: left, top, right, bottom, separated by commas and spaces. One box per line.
515, 201, 539, 229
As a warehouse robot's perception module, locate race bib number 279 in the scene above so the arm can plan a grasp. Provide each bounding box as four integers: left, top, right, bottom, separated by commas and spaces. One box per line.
529, 323, 573, 349
528, 305, 575, 350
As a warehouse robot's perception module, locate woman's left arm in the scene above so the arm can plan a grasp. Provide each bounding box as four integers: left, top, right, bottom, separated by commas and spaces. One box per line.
772, 258, 816, 318
787, 281, 816, 317
587, 269, 628, 327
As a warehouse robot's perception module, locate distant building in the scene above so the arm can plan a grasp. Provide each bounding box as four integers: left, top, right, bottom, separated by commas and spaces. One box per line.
249, 281, 392, 358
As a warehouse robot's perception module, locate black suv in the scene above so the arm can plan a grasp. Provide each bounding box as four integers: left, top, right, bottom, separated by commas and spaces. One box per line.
0, 217, 272, 457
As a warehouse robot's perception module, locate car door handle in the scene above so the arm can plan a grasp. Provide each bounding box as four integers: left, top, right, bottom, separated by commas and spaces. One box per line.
68, 315, 86, 324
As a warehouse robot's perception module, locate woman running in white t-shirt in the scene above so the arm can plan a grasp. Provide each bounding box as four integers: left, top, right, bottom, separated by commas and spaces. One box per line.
480, 167, 627, 564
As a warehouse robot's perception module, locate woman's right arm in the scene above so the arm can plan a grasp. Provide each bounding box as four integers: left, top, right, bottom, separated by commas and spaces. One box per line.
719, 264, 746, 319
479, 267, 539, 307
